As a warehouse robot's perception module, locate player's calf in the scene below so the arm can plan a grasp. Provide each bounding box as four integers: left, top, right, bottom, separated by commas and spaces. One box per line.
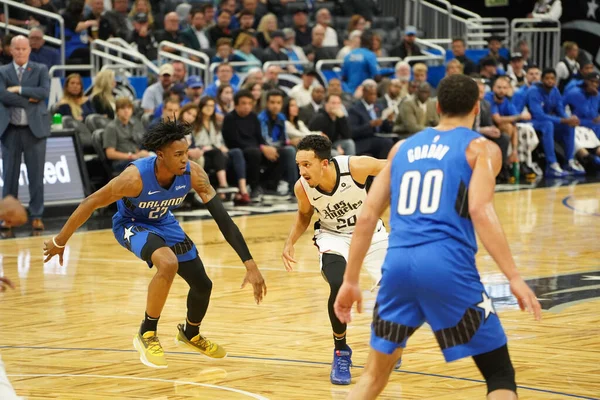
473, 344, 517, 399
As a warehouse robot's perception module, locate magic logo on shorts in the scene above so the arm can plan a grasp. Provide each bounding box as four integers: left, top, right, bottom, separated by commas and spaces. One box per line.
321, 199, 363, 220
138, 196, 186, 209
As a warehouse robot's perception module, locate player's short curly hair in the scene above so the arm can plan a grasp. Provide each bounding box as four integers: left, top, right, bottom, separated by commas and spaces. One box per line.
437, 74, 479, 117
297, 135, 332, 161
141, 119, 192, 152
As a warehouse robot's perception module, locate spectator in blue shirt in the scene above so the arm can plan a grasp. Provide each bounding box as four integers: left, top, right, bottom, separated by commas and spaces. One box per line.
512, 65, 541, 113
564, 72, 600, 139
28, 28, 60, 71
341, 31, 382, 94
205, 63, 239, 98
485, 76, 531, 163
526, 68, 584, 177
563, 62, 596, 96
257, 90, 298, 195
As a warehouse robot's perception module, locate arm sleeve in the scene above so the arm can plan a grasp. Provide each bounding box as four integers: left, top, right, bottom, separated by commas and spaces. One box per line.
205, 196, 253, 262
254, 116, 267, 146
368, 53, 379, 78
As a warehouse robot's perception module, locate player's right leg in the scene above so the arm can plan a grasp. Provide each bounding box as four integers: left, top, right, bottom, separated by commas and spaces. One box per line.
113, 222, 175, 368
321, 252, 353, 385
350, 247, 423, 398
133, 245, 179, 369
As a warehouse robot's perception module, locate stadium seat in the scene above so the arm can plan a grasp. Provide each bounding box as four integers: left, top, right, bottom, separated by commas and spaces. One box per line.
141, 113, 153, 130
91, 129, 117, 178
62, 116, 95, 155
314, 1, 335, 13
85, 114, 110, 133
334, 16, 352, 32
285, 1, 309, 15
371, 16, 397, 31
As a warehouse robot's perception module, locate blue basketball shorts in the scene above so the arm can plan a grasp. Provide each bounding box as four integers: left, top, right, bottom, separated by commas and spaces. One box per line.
371, 237, 507, 362
112, 213, 198, 267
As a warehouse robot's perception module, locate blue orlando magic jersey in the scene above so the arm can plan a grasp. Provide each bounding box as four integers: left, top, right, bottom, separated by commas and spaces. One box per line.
389, 127, 481, 252
116, 156, 191, 222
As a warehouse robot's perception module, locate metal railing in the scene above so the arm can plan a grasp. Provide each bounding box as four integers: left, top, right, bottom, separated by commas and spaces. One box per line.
262, 60, 312, 71
90, 39, 158, 77
510, 18, 561, 69
157, 41, 210, 83
0, 0, 65, 65
48, 64, 93, 78
466, 18, 510, 48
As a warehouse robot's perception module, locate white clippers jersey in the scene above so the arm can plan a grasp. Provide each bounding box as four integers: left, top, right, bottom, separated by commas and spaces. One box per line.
300, 156, 383, 235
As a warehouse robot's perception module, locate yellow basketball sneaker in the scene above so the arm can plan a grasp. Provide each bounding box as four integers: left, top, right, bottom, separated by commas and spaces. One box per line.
175, 323, 227, 359
133, 331, 168, 369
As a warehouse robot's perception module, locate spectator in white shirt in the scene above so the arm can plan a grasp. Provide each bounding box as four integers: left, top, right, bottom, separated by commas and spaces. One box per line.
337, 30, 361, 60
529, 0, 562, 21
315, 8, 338, 47
288, 68, 319, 107
556, 41, 581, 92
141, 63, 173, 114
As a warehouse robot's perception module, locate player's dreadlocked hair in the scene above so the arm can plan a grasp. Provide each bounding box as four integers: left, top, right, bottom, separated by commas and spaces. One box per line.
142, 119, 192, 152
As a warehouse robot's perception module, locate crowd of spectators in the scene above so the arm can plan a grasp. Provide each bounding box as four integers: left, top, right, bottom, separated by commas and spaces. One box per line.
1, 0, 598, 209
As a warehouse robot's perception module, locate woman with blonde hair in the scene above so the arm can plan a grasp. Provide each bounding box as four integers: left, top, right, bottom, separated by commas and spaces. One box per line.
445, 59, 464, 77
57, 73, 94, 121
232, 32, 262, 73
128, 0, 154, 28
192, 96, 250, 205
90, 69, 116, 119
256, 13, 278, 48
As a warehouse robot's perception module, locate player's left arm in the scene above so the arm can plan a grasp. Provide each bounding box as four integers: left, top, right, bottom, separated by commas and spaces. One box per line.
334, 142, 403, 323
348, 156, 388, 185
190, 162, 267, 303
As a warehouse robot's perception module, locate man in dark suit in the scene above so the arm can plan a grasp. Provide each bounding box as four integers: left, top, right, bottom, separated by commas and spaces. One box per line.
348, 80, 394, 159
298, 85, 325, 125
179, 8, 211, 52
0, 36, 50, 230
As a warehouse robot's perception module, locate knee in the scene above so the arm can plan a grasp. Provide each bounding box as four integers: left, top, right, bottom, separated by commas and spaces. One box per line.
474, 345, 516, 394
155, 254, 178, 281
228, 148, 243, 160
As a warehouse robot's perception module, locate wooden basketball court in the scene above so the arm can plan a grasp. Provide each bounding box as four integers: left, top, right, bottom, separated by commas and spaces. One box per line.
0, 183, 598, 399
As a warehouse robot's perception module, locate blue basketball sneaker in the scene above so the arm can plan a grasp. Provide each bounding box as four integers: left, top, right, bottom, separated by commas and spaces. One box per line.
330, 347, 352, 385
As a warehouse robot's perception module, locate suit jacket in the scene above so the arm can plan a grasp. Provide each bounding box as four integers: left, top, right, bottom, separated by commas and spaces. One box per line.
348, 101, 394, 140
298, 103, 322, 125
394, 98, 439, 136
180, 28, 200, 51
0, 61, 50, 139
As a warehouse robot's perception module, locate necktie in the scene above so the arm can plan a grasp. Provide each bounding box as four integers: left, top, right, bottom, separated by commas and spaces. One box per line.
11, 67, 25, 125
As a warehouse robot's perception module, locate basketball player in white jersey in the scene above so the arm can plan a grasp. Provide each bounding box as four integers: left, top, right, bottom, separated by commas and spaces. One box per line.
0, 195, 28, 400
282, 135, 389, 385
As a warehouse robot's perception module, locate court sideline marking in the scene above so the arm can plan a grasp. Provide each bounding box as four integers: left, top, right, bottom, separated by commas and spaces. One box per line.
1, 345, 597, 400
6, 373, 269, 399
562, 195, 600, 217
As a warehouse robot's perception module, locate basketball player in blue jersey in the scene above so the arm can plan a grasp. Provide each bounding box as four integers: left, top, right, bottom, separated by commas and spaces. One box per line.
282, 135, 389, 385
43, 120, 267, 369
335, 75, 542, 399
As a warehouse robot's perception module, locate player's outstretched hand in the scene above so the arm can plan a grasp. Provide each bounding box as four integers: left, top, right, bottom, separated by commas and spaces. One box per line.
281, 243, 297, 272
241, 260, 267, 305
334, 281, 362, 324
43, 238, 65, 265
0, 276, 15, 292
510, 277, 542, 321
